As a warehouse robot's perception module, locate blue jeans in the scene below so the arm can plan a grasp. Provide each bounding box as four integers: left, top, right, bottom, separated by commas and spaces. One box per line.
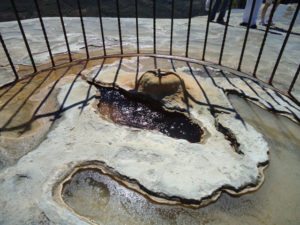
242, 0, 262, 25
210, 0, 230, 22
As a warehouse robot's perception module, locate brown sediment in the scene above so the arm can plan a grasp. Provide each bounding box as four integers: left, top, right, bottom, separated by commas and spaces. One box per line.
0, 55, 122, 136
8, 51, 122, 81
0, 55, 122, 167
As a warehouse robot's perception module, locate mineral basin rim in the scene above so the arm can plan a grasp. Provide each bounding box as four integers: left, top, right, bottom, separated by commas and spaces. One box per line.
54, 160, 268, 210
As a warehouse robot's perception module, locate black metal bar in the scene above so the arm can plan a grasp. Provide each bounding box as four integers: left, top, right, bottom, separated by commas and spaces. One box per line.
135, 0, 140, 54
253, 0, 278, 77
170, 0, 175, 55
185, 0, 193, 57
153, 0, 156, 54
171, 58, 176, 72
116, 0, 123, 54
77, 0, 89, 59
268, 2, 300, 84
56, 0, 72, 62
10, 0, 37, 72
112, 57, 123, 87
97, 0, 107, 56
33, 0, 55, 67
237, 0, 257, 71
219, 0, 233, 65
135, 56, 139, 89
288, 63, 300, 94
0, 32, 18, 80
202, 0, 213, 60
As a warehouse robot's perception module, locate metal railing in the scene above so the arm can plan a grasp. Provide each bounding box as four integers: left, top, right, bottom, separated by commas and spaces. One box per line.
0, 0, 299, 100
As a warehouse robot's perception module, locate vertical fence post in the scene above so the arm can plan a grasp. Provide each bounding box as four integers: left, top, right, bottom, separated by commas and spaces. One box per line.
77, 0, 89, 59
116, 0, 123, 54
0, 33, 18, 80
135, 0, 140, 54
170, 0, 175, 55
97, 0, 107, 56
288, 63, 300, 94
153, 0, 156, 54
56, 0, 72, 62
238, 0, 257, 71
219, 0, 233, 65
185, 0, 193, 57
253, 0, 278, 77
202, 0, 213, 61
268, 2, 299, 85
10, 0, 37, 72
33, 0, 55, 67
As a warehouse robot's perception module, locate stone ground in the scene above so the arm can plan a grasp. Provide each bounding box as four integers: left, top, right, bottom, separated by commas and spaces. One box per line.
0, 3, 300, 224
0, 4, 299, 97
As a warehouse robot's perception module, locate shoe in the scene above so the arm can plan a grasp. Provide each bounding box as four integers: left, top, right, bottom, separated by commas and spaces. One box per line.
268, 21, 275, 26
216, 19, 226, 25
240, 22, 248, 27
260, 20, 275, 27
260, 20, 266, 26
240, 22, 256, 29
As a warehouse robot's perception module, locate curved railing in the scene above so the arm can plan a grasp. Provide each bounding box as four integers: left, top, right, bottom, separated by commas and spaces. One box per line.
0, 0, 299, 101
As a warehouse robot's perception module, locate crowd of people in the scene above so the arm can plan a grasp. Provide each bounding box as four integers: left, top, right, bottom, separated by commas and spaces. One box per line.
208, 0, 280, 29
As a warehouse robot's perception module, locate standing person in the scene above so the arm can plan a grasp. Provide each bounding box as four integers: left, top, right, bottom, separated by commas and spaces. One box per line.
260, 0, 280, 26
209, 0, 230, 24
240, 0, 263, 28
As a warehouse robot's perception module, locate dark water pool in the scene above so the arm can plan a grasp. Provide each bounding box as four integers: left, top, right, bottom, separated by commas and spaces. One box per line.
97, 86, 202, 143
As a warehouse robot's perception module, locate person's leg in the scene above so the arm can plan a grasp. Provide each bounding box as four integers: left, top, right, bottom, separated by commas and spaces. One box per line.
241, 0, 262, 27
249, 0, 262, 25
210, 0, 221, 21
242, 0, 253, 23
275, 0, 281, 10
269, 0, 281, 23
261, 0, 281, 26
217, 0, 230, 22
261, 2, 271, 25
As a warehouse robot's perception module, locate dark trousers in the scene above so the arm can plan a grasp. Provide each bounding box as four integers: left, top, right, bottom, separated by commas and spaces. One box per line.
210, 0, 230, 22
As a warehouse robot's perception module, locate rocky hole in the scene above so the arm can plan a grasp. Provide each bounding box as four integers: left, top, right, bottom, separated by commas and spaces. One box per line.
96, 86, 203, 143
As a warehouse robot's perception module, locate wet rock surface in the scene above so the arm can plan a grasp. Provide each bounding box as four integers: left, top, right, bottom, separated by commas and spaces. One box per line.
63, 169, 111, 218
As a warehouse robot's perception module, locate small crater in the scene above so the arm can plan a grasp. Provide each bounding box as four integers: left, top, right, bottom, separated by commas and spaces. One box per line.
61, 168, 151, 224
62, 169, 110, 218
96, 86, 203, 143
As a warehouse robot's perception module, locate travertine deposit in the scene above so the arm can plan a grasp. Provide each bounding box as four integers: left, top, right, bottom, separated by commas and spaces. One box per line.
0, 56, 300, 224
